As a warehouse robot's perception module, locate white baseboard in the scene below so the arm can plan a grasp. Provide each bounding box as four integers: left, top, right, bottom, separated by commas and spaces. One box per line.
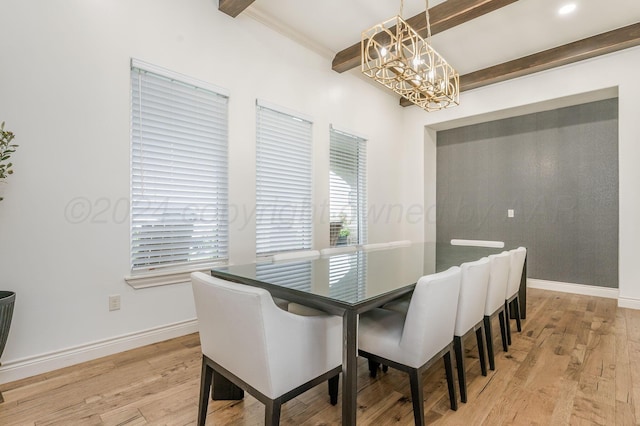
527, 279, 619, 299
618, 297, 640, 310
0, 319, 198, 385
527, 279, 640, 310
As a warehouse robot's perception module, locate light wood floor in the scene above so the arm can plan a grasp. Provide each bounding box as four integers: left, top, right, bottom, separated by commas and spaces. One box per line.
1, 288, 639, 425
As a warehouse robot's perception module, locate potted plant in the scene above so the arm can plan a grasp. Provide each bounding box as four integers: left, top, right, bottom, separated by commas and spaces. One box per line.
337, 227, 350, 245
0, 291, 15, 402
337, 214, 351, 245
0, 122, 17, 402
0, 121, 18, 201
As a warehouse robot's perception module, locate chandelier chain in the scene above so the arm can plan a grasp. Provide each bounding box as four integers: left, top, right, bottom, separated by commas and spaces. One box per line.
425, 0, 432, 40
400, 0, 431, 39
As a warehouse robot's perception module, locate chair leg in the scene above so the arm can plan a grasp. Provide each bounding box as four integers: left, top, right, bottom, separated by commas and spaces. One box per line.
443, 350, 458, 411
476, 325, 487, 377
484, 316, 495, 371
513, 296, 522, 332
382, 365, 389, 373
265, 399, 282, 426
368, 359, 380, 378
198, 359, 213, 426
453, 335, 467, 403
328, 374, 339, 405
408, 368, 426, 426
498, 309, 508, 352
505, 300, 512, 346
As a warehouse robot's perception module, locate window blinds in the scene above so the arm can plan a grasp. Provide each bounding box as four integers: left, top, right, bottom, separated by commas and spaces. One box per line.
256, 102, 313, 255
130, 61, 229, 272
329, 127, 367, 245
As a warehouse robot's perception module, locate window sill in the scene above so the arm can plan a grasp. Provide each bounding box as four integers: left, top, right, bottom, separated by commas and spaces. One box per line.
125, 262, 227, 289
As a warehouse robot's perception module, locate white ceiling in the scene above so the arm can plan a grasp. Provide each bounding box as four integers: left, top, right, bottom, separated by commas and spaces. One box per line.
246, 0, 640, 75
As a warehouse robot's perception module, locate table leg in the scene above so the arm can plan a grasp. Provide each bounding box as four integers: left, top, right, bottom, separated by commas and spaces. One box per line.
342, 309, 358, 426
519, 254, 527, 319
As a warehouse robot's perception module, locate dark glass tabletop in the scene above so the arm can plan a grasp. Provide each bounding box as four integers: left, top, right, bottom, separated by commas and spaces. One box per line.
210, 242, 512, 311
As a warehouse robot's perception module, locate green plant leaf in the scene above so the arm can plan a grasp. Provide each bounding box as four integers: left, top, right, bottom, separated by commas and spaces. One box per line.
0, 121, 18, 197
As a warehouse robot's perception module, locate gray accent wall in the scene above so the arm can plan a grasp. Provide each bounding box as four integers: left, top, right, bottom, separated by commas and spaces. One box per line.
436, 98, 619, 287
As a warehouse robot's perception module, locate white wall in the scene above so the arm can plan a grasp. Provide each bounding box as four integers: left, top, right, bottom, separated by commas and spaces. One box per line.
408, 46, 640, 308
0, 0, 416, 382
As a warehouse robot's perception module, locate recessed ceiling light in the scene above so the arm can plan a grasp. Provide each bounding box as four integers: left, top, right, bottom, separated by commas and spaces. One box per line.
558, 3, 577, 15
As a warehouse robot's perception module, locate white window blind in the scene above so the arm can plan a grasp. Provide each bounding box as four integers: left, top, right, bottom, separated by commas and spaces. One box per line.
130, 61, 229, 272
329, 127, 367, 246
256, 102, 313, 255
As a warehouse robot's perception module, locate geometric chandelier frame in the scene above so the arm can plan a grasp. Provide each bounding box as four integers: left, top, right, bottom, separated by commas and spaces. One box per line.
361, 0, 460, 112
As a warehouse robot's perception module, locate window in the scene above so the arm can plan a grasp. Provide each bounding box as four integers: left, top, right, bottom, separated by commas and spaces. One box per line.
256, 101, 313, 255
329, 126, 367, 246
130, 59, 229, 273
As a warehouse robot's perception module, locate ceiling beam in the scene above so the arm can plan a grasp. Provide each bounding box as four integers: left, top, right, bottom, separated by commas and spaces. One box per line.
219, 0, 255, 18
331, 0, 518, 73
399, 22, 640, 107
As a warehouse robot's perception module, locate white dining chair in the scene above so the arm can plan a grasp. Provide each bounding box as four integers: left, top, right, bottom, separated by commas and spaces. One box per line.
359, 240, 412, 318
320, 246, 358, 256
505, 247, 527, 345
450, 239, 505, 248
272, 249, 320, 262
453, 257, 491, 403
191, 272, 342, 426
484, 252, 511, 370
358, 267, 462, 425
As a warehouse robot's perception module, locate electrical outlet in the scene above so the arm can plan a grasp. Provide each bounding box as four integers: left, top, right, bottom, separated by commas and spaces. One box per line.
109, 294, 121, 311
507, 209, 515, 218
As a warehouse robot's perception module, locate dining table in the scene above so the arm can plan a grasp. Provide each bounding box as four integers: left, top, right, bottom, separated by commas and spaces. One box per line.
210, 242, 527, 425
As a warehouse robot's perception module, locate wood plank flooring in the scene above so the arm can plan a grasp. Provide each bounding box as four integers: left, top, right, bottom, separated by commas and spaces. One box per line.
1, 288, 639, 425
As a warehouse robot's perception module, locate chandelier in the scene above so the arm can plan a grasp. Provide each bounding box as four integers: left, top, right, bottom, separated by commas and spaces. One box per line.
361, 0, 459, 112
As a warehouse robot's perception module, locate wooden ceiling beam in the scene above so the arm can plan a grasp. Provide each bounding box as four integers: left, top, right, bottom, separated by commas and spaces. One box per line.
331, 0, 518, 73
219, 0, 256, 18
400, 22, 640, 107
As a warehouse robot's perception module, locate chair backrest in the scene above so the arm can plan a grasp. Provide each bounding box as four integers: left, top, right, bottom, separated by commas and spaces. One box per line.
191, 272, 283, 398
272, 249, 320, 262
506, 247, 527, 298
485, 252, 511, 315
388, 240, 412, 247
451, 239, 505, 248
320, 246, 358, 256
454, 257, 491, 336
399, 267, 461, 368
360, 242, 392, 251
